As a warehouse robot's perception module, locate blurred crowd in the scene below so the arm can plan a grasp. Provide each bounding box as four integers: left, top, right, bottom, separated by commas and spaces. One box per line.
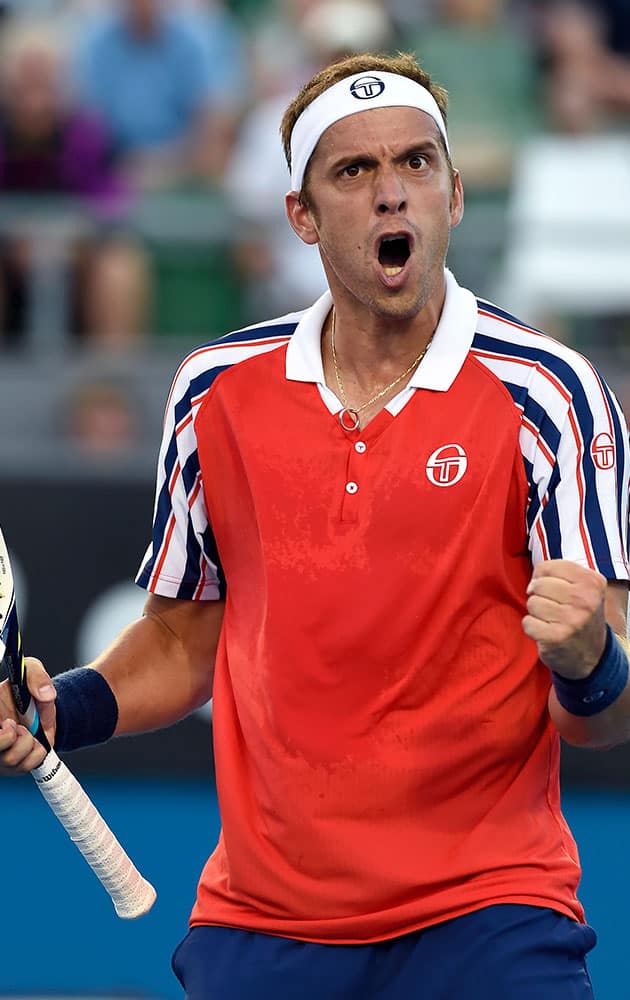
0, 0, 629, 453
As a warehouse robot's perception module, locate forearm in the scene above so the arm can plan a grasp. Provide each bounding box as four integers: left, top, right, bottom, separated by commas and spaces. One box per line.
549, 630, 630, 749
71, 595, 224, 738
0, 595, 223, 774
87, 619, 206, 736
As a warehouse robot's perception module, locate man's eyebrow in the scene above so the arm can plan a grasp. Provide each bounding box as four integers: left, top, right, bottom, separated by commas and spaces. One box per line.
329, 138, 442, 171
395, 139, 441, 161
328, 151, 378, 171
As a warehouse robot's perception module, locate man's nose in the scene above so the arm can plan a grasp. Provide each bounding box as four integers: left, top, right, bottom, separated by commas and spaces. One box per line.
374, 168, 407, 214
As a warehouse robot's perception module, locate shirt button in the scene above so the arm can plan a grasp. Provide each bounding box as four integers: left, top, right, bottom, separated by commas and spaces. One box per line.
345, 481, 359, 494
355, 441, 367, 453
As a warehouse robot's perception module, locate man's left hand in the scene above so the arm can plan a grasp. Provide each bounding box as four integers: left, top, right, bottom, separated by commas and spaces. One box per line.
522, 559, 608, 679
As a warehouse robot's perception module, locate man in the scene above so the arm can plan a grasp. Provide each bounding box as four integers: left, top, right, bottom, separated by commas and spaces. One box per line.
74, 0, 247, 188
1, 52, 629, 999
0, 17, 148, 347
532, 0, 630, 134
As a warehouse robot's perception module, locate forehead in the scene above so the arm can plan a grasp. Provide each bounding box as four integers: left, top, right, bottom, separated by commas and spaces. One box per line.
311, 106, 443, 164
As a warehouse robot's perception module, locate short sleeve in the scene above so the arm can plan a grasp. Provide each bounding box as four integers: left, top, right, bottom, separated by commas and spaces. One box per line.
527, 362, 630, 580
136, 359, 224, 600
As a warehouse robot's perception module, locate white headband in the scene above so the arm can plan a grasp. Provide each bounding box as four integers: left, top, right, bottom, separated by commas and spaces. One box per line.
289, 71, 450, 191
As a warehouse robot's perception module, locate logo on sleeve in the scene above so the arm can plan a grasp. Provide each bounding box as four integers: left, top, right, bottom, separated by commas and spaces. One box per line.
591, 432, 615, 470
426, 444, 468, 487
350, 76, 386, 100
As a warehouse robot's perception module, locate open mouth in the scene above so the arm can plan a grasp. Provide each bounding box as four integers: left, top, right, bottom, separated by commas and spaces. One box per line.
378, 236, 411, 276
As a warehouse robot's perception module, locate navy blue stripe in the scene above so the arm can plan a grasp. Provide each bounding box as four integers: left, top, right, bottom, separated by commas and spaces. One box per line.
522, 457, 562, 553
542, 487, 564, 559
477, 299, 542, 334
174, 483, 226, 599
177, 452, 206, 598
474, 333, 614, 572
521, 455, 539, 532
503, 381, 528, 411
156, 365, 230, 567
141, 336, 283, 590
503, 381, 562, 455
202, 524, 226, 600
141, 365, 230, 587
172, 365, 230, 430
137, 431, 182, 583
497, 381, 563, 546
177, 518, 205, 600
135, 562, 153, 588
213, 321, 298, 346
185, 322, 296, 352
180, 447, 201, 498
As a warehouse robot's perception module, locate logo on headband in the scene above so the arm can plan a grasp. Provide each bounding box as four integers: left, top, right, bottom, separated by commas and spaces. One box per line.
350, 76, 386, 100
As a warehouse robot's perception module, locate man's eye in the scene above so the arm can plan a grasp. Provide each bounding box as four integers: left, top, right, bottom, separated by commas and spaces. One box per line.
342, 164, 362, 177
409, 155, 427, 169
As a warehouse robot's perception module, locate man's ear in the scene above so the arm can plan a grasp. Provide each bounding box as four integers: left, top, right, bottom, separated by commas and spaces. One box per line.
285, 191, 320, 246
449, 170, 464, 229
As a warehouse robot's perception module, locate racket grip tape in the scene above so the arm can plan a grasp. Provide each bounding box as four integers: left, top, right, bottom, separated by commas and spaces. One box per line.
31, 749, 157, 918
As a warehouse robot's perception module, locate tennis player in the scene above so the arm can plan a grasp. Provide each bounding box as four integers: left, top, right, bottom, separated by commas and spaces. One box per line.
2, 51, 630, 999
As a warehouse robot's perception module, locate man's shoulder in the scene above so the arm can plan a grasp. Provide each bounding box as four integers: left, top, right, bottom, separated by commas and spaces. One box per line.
169, 311, 306, 397
474, 297, 552, 352
472, 297, 598, 380
470, 297, 616, 423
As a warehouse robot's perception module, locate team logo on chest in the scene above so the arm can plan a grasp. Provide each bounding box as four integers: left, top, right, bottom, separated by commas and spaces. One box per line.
426, 444, 468, 487
591, 432, 615, 471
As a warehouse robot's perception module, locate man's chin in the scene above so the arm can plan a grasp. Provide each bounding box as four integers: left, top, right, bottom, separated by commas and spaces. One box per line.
371, 294, 427, 323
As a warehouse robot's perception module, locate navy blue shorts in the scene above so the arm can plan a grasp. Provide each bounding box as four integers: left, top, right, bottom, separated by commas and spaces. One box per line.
172, 904, 597, 999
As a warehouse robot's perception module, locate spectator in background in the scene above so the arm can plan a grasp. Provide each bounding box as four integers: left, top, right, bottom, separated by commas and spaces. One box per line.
535, 1, 630, 134
61, 375, 140, 457
246, 0, 331, 101
0, 18, 149, 349
409, 0, 542, 193
407, 0, 543, 295
382, 0, 438, 40
75, 0, 248, 190
491, 1, 630, 349
224, 0, 395, 317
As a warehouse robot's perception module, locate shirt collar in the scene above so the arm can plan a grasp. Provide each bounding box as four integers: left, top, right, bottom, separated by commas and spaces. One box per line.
285, 269, 479, 392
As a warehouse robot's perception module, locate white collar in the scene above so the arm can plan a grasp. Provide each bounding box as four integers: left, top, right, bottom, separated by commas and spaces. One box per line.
285, 269, 478, 393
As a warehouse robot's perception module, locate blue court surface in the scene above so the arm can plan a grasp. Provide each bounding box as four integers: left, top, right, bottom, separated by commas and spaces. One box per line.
1, 779, 628, 999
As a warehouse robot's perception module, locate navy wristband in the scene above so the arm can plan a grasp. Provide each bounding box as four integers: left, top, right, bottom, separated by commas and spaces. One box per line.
552, 625, 629, 717
52, 667, 119, 752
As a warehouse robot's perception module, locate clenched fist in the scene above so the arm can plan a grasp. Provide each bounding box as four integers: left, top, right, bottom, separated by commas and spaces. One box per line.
0, 657, 57, 776
522, 560, 608, 680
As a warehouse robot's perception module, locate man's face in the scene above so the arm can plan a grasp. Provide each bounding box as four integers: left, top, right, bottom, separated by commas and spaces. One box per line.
287, 106, 463, 322
3, 48, 63, 137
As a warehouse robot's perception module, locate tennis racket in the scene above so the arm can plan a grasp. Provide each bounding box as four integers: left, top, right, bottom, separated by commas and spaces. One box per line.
0, 527, 156, 918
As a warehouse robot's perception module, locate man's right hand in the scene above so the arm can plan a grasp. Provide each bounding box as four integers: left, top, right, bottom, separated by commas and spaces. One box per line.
0, 658, 57, 775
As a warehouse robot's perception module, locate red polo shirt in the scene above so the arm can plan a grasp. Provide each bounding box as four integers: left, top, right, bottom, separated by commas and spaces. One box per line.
138, 271, 629, 942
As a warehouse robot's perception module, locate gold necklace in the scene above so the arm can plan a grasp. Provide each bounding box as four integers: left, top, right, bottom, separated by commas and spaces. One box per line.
330, 308, 434, 431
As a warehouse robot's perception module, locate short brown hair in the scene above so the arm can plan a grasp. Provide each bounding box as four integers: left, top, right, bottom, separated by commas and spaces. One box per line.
280, 51, 451, 196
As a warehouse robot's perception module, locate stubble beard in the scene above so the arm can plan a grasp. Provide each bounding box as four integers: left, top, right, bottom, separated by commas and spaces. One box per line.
319, 219, 451, 323
368, 238, 449, 324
